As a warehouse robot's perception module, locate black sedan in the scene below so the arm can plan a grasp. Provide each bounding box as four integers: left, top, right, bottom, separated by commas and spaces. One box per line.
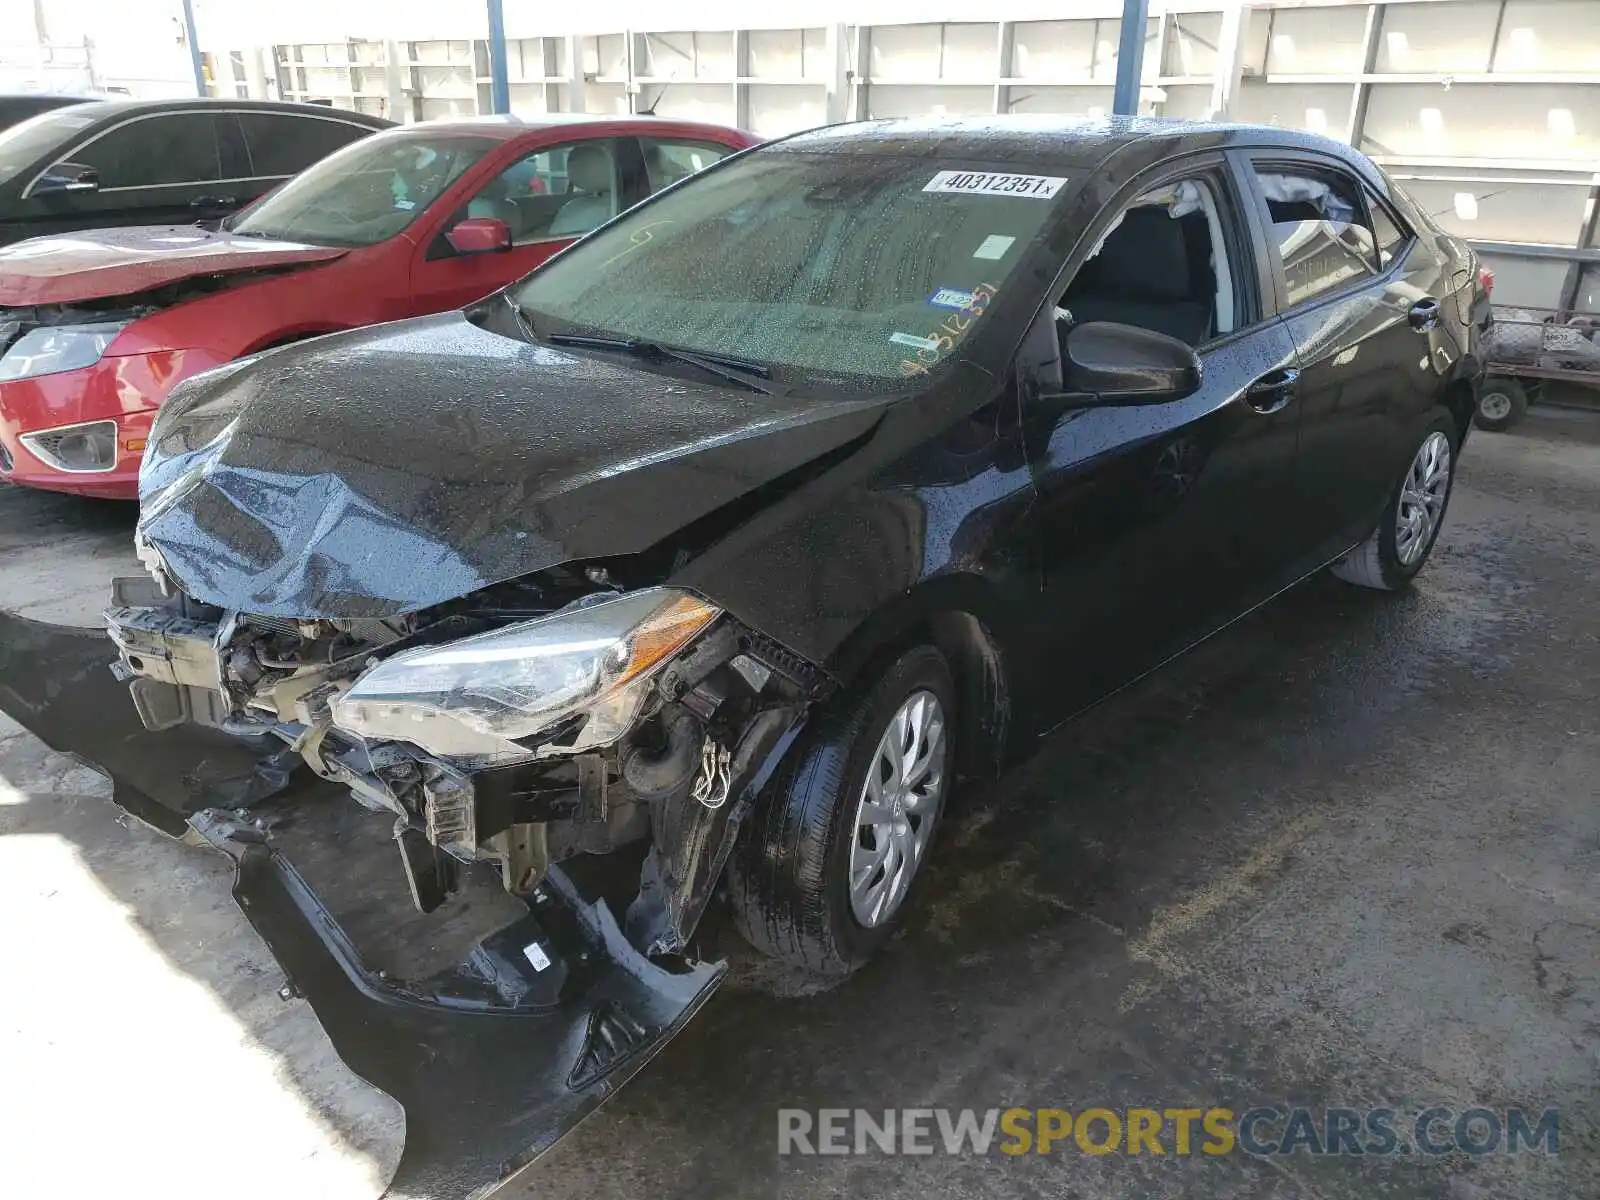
0, 97, 389, 245
2, 115, 1487, 1196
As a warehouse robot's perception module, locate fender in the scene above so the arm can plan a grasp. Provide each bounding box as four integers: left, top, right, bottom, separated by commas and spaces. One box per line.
823, 572, 1029, 779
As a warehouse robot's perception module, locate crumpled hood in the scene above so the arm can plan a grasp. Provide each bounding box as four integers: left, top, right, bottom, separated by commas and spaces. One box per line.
0, 225, 346, 306
137, 312, 890, 618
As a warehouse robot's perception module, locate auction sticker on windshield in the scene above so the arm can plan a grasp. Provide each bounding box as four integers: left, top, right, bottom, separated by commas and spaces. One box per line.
924, 171, 1067, 198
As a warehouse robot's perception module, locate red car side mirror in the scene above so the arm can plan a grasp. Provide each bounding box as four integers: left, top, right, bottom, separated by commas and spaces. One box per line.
446, 217, 511, 255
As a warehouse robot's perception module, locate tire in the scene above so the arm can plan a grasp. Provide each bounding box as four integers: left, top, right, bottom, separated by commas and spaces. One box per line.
1331, 413, 1459, 591
1473, 377, 1528, 433
728, 645, 956, 976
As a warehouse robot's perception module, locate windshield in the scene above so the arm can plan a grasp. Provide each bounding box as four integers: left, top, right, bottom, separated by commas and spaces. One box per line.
512, 150, 1072, 382
0, 107, 97, 185
232, 133, 498, 247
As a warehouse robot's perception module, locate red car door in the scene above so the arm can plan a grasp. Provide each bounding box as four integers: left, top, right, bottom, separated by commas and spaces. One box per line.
409, 135, 650, 315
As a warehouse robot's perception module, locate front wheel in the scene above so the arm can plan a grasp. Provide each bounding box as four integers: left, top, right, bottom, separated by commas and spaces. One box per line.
727, 645, 956, 977
1331, 414, 1458, 591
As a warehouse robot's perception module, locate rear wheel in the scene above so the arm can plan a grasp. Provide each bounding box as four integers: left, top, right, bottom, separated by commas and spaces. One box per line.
1331, 413, 1458, 591
728, 645, 955, 976
1474, 377, 1528, 433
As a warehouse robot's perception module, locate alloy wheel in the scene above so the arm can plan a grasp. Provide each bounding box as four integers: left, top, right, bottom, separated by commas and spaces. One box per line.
1396, 431, 1452, 565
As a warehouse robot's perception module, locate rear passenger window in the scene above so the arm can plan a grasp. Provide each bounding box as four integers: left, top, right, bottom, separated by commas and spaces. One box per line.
1367, 195, 1411, 269
239, 113, 371, 178
1251, 166, 1377, 308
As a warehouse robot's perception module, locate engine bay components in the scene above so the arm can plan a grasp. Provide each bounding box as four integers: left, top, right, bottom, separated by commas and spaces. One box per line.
103, 569, 824, 952
0, 599, 815, 1197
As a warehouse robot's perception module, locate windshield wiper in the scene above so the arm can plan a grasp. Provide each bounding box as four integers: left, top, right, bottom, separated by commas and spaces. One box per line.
546, 333, 773, 395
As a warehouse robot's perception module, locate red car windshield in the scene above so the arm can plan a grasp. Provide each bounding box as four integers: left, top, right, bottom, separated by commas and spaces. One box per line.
231, 132, 498, 247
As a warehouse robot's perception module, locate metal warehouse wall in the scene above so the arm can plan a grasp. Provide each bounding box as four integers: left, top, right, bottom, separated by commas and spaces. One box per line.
9, 0, 1600, 307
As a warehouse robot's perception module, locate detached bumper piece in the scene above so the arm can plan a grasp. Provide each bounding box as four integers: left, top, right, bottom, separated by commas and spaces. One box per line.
0, 610, 295, 832
192, 811, 722, 1200
0, 611, 723, 1199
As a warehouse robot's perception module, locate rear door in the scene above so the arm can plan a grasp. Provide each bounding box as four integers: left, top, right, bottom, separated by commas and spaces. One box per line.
1236, 150, 1445, 566
21, 111, 238, 235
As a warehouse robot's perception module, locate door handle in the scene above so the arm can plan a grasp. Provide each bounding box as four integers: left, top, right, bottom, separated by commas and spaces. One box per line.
1245, 367, 1299, 414
1408, 298, 1441, 332
188, 195, 238, 208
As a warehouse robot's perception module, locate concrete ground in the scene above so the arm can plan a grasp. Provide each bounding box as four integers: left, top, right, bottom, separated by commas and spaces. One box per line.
1, 409, 1596, 1199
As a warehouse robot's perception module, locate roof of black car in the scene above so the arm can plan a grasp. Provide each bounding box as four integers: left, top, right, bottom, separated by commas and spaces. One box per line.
778, 114, 1367, 173
38, 97, 391, 126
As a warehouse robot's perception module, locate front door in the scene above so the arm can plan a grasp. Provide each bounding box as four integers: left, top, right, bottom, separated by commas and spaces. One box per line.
19, 112, 245, 237
411, 137, 649, 315
1019, 158, 1304, 720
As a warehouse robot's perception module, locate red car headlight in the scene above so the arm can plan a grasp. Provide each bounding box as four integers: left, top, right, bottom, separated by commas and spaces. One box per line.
0, 322, 128, 382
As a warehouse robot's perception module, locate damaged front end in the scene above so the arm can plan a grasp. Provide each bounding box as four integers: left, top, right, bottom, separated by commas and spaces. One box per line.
81, 560, 823, 1194
0, 301, 891, 1193
107, 567, 820, 946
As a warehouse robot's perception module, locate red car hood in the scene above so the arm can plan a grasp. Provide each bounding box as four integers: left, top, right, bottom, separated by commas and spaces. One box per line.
0, 226, 347, 306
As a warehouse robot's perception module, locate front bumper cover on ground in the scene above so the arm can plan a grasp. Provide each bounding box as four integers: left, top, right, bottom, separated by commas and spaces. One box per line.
194, 810, 723, 1199
0, 610, 725, 1199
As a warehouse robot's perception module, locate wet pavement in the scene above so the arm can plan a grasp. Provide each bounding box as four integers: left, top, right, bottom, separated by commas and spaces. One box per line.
2, 409, 1597, 1199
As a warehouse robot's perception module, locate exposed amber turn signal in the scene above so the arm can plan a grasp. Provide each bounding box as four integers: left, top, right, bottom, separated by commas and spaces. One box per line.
616, 593, 721, 686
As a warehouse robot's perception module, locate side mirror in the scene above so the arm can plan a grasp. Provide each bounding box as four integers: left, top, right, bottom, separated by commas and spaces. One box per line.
33, 161, 99, 195
1054, 320, 1202, 406
445, 216, 511, 255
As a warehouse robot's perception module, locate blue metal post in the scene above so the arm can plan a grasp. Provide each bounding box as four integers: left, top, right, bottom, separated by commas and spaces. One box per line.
180, 0, 206, 97
1111, 0, 1150, 116
486, 0, 511, 114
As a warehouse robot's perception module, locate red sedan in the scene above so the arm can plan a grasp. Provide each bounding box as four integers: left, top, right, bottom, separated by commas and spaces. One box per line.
0, 115, 757, 498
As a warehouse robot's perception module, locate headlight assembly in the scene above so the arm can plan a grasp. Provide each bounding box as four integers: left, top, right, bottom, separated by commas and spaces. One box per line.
0, 322, 129, 382
330, 588, 721, 760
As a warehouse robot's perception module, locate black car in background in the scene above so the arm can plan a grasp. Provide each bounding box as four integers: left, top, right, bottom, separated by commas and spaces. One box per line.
0, 93, 102, 132
0, 98, 390, 245
5, 116, 1490, 1197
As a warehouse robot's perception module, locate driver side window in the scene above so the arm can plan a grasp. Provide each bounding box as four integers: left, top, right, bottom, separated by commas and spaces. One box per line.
65, 114, 226, 188
1056, 175, 1241, 347
454, 138, 630, 246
